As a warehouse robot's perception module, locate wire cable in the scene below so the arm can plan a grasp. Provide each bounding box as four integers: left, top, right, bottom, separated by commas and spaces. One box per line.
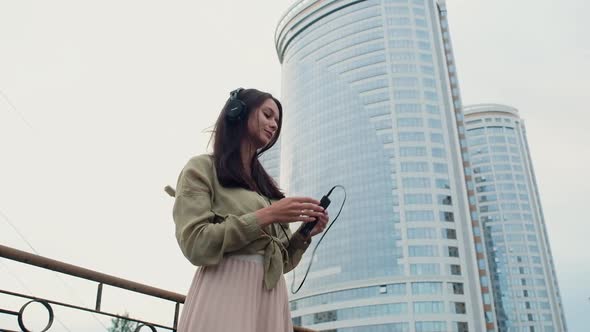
291, 185, 347, 294
0, 209, 109, 331
0, 87, 33, 129
0, 260, 74, 332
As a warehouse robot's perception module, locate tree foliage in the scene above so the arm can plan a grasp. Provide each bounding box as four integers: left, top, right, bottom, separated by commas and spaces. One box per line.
107, 312, 137, 332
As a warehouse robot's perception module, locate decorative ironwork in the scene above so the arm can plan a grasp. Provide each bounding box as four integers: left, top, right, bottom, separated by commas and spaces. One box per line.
0, 244, 184, 331
135, 323, 158, 332
18, 299, 54, 332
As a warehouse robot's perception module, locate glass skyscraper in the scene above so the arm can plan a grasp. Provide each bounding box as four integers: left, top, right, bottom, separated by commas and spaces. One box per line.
263, 0, 566, 331
272, 0, 485, 331
463, 104, 567, 332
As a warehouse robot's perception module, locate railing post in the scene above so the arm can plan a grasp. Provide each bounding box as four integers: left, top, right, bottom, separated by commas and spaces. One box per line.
173, 302, 180, 331
96, 282, 103, 311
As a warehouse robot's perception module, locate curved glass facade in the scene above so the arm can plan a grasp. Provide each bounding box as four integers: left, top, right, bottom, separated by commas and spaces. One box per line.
274, 1, 485, 331
464, 104, 567, 332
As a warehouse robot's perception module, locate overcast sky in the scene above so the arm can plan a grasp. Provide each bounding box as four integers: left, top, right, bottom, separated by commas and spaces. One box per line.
0, 1, 588, 331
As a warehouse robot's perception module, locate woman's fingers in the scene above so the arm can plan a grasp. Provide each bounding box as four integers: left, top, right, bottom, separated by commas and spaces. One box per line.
300, 212, 329, 226
299, 210, 325, 219
308, 211, 330, 236
318, 217, 328, 228
290, 197, 321, 205
297, 202, 324, 212
273, 196, 330, 224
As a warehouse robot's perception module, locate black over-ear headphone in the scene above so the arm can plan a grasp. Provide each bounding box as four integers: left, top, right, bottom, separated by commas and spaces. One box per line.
226, 88, 246, 122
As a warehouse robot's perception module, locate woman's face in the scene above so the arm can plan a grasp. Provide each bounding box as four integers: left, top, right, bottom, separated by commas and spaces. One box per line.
246, 98, 280, 149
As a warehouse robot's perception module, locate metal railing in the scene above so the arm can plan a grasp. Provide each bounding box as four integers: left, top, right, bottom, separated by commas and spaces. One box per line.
0, 243, 184, 332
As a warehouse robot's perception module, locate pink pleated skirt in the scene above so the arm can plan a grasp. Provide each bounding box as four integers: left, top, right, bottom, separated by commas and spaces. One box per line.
177, 255, 294, 332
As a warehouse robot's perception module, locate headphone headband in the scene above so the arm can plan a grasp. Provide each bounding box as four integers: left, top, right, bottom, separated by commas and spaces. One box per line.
230, 88, 244, 100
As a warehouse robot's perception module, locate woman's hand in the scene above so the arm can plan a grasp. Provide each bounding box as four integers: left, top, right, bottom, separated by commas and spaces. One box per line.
308, 210, 329, 237
255, 197, 325, 227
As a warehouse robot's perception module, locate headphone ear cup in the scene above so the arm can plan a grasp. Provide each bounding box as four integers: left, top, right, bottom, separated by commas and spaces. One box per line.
226, 88, 247, 121
226, 99, 247, 121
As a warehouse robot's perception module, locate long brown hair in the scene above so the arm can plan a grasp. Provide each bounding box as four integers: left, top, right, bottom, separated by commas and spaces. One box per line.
210, 88, 284, 199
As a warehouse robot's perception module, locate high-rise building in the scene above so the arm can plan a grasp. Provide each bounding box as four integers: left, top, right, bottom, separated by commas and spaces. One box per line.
273, 0, 487, 331
463, 104, 567, 332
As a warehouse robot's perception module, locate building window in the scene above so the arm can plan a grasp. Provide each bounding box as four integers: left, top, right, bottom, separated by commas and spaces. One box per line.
423, 77, 436, 87
474, 175, 491, 183
479, 204, 498, 213
395, 90, 420, 100
411, 263, 440, 276
413, 8, 426, 16
392, 64, 417, 73
398, 117, 424, 127
420, 90, 438, 99
438, 195, 452, 205
473, 165, 492, 174
403, 177, 431, 188
396, 103, 421, 113
406, 211, 435, 222
443, 228, 457, 239
478, 259, 486, 269
468, 136, 486, 146
313, 310, 337, 324
450, 264, 461, 275
405, 194, 432, 204
475, 243, 484, 253
448, 246, 459, 257
476, 185, 495, 193
456, 322, 468, 332
390, 28, 413, 38
453, 302, 467, 314
400, 146, 427, 156
416, 321, 446, 332
412, 282, 443, 295
400, 132, 426, 142
409, 245, 438, 257
430, 132, 444, 143
440, 211, 455, 222
432, 147, 446, 158
435, 178, 450, 189
428, 119, 442, 129
478, 194, 497, 202
402, 162, 429, 172
407, 227, 437, 239
450, 282, 464, 295
393, 77, 421, 87
414, 301, 444, 314
425, 105, 439, 114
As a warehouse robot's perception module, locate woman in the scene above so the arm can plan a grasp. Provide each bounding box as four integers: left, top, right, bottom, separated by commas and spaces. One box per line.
173, 88, 328, 331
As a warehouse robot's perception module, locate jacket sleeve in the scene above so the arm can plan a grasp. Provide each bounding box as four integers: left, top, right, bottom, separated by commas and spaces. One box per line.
172, 157, 264, 267
283, 226, 312, 274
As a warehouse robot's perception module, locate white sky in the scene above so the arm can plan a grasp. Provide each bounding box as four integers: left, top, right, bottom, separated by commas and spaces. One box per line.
0, 1, 588, 331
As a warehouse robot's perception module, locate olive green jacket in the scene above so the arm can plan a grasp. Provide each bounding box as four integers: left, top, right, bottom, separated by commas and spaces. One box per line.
172, 154, 311, 290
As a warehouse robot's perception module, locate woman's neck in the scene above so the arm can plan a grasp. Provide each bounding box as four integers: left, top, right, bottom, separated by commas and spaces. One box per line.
240, 141, 255, 178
